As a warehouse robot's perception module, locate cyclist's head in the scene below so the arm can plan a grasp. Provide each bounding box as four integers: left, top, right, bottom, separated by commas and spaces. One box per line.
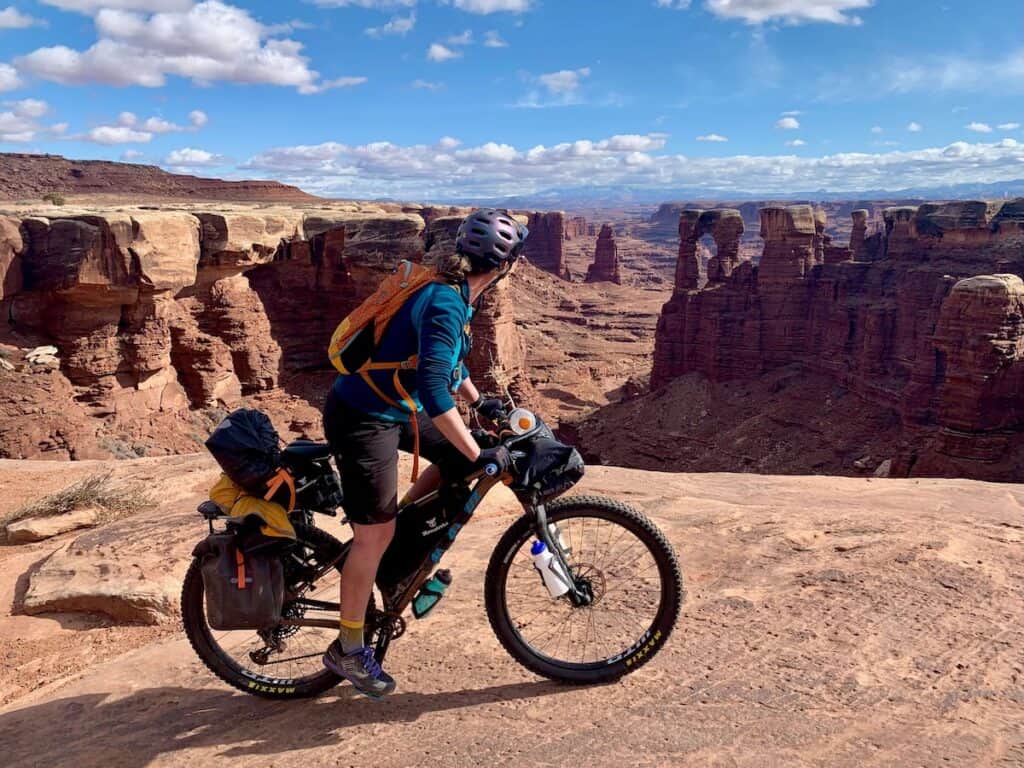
455, 209, 529, 275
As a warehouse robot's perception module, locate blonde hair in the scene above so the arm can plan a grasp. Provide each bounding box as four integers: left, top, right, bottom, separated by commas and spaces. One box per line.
430, 250, 474, 285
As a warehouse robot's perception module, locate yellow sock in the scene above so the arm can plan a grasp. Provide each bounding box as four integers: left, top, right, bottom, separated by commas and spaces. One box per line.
339, 617, 365, 652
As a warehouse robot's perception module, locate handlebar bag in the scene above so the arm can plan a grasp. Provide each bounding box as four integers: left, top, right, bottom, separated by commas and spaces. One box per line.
194, 531, 285, 631
511, 437, 585, 501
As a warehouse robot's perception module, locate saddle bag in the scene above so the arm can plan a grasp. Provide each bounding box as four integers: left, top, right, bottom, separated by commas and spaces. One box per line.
194, 531, 285, 631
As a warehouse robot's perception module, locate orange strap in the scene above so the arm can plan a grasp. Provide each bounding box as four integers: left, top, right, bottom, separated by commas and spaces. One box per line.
263, 468, 296, 512
358, 355, 423, 483
235, 547, 246, 590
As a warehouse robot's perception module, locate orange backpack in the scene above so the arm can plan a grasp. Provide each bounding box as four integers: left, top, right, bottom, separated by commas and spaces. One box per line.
328, 260, 445, 481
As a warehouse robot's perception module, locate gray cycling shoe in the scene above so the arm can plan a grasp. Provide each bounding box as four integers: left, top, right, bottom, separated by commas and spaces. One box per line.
323, 641, 396, 699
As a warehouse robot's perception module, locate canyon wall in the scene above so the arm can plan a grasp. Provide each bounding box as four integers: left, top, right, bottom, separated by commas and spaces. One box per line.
652, 200, 1024, 479
524, 211, 569, 280
0, 203, 528, 459
586, 224, 623, 284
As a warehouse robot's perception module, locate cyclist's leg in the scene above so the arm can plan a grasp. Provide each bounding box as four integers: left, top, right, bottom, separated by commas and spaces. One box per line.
322, 396, 399, 696
400, 410, 475, 491
323, 399, 400, 633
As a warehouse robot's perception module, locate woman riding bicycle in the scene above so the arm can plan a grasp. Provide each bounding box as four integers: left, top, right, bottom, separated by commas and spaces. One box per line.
321, 209, 528, 698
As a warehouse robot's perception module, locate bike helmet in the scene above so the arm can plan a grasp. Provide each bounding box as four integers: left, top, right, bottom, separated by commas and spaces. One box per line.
455, 208, 529, 273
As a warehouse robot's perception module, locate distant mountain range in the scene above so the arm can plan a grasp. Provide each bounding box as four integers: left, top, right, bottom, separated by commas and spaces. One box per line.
440, 179, 1024, 211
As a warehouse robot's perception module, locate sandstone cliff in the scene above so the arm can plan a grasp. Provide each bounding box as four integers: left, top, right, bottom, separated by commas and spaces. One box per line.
0, 203, 528, 459
649, 200, 1024, 480
586, 224, 623, 284
524, 211, 569, 280
0, 153, 319, 203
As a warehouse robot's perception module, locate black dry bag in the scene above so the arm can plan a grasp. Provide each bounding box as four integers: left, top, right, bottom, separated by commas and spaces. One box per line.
205, 409, 281, 494
195, 532, 284, 631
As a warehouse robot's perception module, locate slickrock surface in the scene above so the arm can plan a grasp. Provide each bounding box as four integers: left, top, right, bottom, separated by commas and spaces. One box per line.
585, 223, 623, 284
0, 456, 1022, 767
635, 200, 1024, 480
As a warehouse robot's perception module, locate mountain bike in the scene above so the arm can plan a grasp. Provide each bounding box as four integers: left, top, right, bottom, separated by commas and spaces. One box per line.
181, 406, 684, 699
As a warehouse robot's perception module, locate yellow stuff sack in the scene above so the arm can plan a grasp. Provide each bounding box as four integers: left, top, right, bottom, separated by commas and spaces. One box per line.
209, 473, 296, 540
328, 260, 441, 375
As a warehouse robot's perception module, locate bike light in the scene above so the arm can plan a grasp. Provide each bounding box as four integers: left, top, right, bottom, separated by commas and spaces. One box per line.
508, 408, 536, 435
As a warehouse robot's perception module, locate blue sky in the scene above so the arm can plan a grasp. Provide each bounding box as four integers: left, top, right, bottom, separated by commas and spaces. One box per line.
1, 0, 1023, 199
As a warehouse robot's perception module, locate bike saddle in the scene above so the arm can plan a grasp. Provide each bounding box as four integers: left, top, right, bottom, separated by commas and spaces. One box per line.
282, 440, 332, 461
197, 500, 226, 519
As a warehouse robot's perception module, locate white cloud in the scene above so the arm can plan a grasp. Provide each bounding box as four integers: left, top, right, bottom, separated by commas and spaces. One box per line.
776, 116, 800, 129
17, 1, 337, 93
165, 147, 225, 166
411, 78, 443, 90
0, 6, 44, 28
7, 98, 48, 118
446, 30, 472, 45
121, 148, 144, 160
907, 121, 923, 132
311, 0, 414, 6
656, 1, 693, 8
483, 30, 508, 47
704, 0, 873, 25
0, 99, 57, 142
40, 0, 194, 11
870, 125, 883, 134
86, 125, 152, 143
966, 122, 993, 133
537, 67, 590, 94
78, 108, 206, 142
879, 48, 1024, 95
300, 76, 367, 94
241, 134, 1024, 200
998, 122, 1021, 131
438, 136, 461, 148
427, 43, 460, 62
696, 133, 728, 142
781, 109, 802, 116
446, 0, 531, 13
786, 139, 807, 147
0, 63, 21, 91
143, 116, 184, 133
365, 13, 415, 38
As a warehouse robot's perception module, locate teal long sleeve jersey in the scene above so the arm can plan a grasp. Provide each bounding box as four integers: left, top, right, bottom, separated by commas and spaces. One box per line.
329, 280, 473, 422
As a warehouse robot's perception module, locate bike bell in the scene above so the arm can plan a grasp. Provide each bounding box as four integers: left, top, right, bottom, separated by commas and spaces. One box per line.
508, 408, 536, 435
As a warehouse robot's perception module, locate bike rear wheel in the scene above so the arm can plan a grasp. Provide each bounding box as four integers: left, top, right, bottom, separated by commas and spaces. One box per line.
485, 494, 683, 684
182, 522, 348, 699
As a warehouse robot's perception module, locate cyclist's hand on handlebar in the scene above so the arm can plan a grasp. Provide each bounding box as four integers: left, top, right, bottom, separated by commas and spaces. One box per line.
472, 396, 507, 422
476, 445, 513, 476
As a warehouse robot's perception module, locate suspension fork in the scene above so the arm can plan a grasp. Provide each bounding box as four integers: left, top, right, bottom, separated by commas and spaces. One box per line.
532, 501, 591, 607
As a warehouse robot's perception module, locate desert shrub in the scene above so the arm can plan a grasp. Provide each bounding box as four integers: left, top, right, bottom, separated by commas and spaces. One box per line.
1, 471, 156, 534
42, 191, 66, 206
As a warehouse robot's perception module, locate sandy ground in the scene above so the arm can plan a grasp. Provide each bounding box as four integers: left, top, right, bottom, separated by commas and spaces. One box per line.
0, 459, 1023, 767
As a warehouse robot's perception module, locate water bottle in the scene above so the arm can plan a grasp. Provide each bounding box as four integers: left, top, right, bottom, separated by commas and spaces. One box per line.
412, 569, 452, 619
531, 541, 572, 598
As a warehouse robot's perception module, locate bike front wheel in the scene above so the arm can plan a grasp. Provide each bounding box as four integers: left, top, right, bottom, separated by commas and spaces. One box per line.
484, 494, 684, 684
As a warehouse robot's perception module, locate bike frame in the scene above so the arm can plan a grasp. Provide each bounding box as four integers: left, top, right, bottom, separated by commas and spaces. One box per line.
276, 424, 581, 663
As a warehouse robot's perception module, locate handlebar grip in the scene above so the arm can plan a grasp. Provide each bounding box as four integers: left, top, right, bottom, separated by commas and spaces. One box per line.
484, 463, 500, 477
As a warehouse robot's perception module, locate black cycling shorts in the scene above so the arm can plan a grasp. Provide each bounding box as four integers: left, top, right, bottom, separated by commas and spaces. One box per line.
322, 393, 474, 526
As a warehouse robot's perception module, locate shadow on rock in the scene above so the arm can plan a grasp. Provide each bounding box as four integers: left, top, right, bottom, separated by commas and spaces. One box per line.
0, 680, 569, 767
